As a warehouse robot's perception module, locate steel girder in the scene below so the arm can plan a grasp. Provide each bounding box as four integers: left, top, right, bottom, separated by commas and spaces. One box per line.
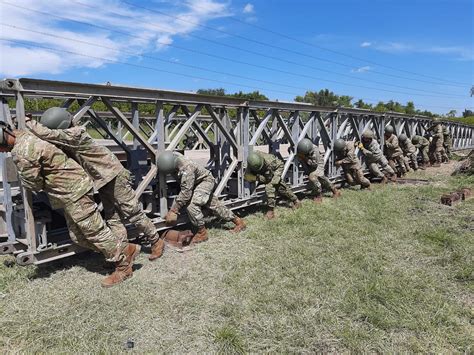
0, 78, 473, 265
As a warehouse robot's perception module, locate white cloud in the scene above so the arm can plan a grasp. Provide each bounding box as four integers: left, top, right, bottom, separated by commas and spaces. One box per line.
360, 41, 372, 48
351, 66, 372, 73
0, 0, 230, 76
243, 3, 254, 14
371, 41, 473, 61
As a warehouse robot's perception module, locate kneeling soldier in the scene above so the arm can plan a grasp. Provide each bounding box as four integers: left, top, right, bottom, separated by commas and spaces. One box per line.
359, 129, 396, 183
27, 107, 164, 261
246, 151, 301, 219
296, 138, 341, 203
333, 139, 371, 190
428, 118, 444, 167
398, 133, 418, 171
383, 125, 407, 176
412, 135, 429, 169
0, 122, 140, 287
442, 127, 452, 162
157, 151, 245, 242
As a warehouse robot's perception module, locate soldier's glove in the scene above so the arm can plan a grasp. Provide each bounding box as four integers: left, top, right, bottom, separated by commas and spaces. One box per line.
358, 142, 364, 149
165, 208, 179, 226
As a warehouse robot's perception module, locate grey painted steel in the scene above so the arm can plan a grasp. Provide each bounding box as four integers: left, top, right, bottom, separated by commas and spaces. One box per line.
0, 78, 473, 265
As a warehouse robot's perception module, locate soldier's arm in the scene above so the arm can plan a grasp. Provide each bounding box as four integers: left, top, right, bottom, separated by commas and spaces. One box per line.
13, 156, 44, 192
172, 168, 196, 211
26, 120, 82, 148
341, 148, 358, 165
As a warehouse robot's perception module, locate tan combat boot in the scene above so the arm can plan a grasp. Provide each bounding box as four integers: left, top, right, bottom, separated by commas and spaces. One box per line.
292, 200, 302, 209
149, 237, 165, 261
265, 209, 275, 219
332, 188, 341, 198
101, 243, 141, 288
380, 175, 388, 184
231, 217, 246, 233
313, 194, 323, 203
193, 226, 209, 243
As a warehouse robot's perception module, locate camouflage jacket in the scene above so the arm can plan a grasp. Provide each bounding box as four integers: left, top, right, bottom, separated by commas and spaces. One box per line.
430, 124, 444, 145
443, 133, 452, 146
335, 141, 361, 170
27, 120, 123, 190
299, 145, 323, 170
11, 131, 93, 209
384, 134, 403, 157
172, 155, 215, 211
360, 139, 383, 163
399, 139, 416, 155
254, 152, 284, 185
414, 136, 430, 149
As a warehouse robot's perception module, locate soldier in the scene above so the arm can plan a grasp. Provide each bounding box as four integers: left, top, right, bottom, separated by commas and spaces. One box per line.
157, 151, 246, 242
359, 129, 396, 183
383, 125, 407, 176
398, 133, 418, 171
333, 138, 371, 190
442, 127, 452, 162
0, 121, 140, 287
411, 135, 430, 169
246, 151, 301, 219
26, 108, 164, 261
428, 117, 444, 167
296, 138, 341, 202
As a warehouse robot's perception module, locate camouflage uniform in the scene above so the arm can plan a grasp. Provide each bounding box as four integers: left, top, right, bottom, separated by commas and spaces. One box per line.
11, 131, 127, 262
27, 121, 158, 243
335, 141, 370, 188
443, 130, 452, 160
414, 136, 430, 165
384, 134, 407, 175
252, 152, 298, 208
298, 145, 336, 195
360, 139, 395, 178
171, 155, 235, 227
428, 123, 444, 164
399, 138, 418, 170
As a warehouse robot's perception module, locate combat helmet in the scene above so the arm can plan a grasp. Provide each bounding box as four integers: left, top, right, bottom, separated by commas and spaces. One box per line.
297, 138, 313, 155
333, 138, 346, 152
40, 107, 72, 129
398, 133, 408, 142
247, 151, 264, 172
361, 129, 374, 140
157, 151, 177, 174
411, 135, 420, 144
384, 125, 394, 135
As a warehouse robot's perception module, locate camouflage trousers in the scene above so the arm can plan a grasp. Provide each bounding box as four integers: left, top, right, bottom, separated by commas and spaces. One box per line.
342, 166, 370, 188
99, 170, 159, 244
367, 156, 395, 179
187, 178, 235, 227
65, 191, 128, 263
308, 164, 335, 195
403, 153, 418, 171
388, 155, 407, 175
265, 179, 298, 208
429, 141, 444, 164
419, 146, 430, 164
444, 141, 452, 158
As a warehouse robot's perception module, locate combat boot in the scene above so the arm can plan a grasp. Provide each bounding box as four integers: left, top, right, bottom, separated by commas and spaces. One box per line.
265, 209, 275, 219
101, 243, 141, 288
389, 174, 397, 182
193, 226, 208, 243
292, 200, 302, 209
231, 217, 246, 233
313, 193, 323, 203
332, 188, 341, 198
149, 237, 165, 261
380, 175, 388, 184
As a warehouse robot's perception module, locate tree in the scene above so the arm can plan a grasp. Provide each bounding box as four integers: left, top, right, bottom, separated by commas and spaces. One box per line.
446, 109, 457, 118
197, 88, 226, 96
295, 89, 353, 107
231, 90, 268, 101
354, 99, 372, 109
405, 101, 415, 115
462, 109, 473, 117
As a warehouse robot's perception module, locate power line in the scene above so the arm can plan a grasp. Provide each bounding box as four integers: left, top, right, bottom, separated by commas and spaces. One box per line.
3, 1, 468, 97
120, 0, 471, 87
1, 38, 469, 114
1, 23, 466, 100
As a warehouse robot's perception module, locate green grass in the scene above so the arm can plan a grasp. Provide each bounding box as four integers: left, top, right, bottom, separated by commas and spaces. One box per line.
0, 165, 472, 353
445, 116, 474, 126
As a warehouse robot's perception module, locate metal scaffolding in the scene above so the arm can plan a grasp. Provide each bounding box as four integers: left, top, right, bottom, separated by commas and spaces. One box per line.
1, 78, 473, 265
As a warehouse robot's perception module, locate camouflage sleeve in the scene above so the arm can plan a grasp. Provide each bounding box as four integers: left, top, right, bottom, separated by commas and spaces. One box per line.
434, 128, 443, 139
385, 137, 398, 149
270, 162, 283, 185
173, 167, 195, 211
13, 156, 44, 192
361, 148, 373, 159
27, 120, 82, 148
340, 146, 358, 165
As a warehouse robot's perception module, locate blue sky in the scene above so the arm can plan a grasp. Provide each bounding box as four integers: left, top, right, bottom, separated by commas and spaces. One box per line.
0, 0, 472, 114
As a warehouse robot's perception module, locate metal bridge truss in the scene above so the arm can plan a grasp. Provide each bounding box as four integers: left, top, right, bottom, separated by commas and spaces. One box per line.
0, 78, 472, 265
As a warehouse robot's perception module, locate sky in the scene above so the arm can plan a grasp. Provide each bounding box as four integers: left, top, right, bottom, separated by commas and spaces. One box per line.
0, 0, 473, 114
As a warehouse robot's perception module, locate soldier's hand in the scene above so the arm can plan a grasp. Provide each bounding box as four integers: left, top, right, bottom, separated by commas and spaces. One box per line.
335, 160, 342, 167
165, 209, 179, 226
358, 142, 364, 149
